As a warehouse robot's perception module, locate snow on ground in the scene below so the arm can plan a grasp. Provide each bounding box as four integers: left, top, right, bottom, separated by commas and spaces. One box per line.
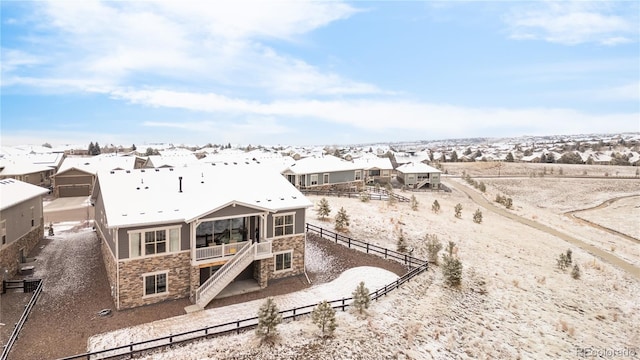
33, 223, 97, 306
479, 178, 640, 267
90, 172, 640, 359
305, 239, 338, 283
573, 196, 640, 240
88, 267, 398, 354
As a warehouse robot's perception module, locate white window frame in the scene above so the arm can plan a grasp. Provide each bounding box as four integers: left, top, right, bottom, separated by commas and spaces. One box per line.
128, 225, 181, 259
273, 212, 295, 238
142, 270, 169, 298
323, 173, 330, 184
355, 170, 362, 181
274, 251, 293, 273
310, 174, 318, 186
1, 220, 6, 246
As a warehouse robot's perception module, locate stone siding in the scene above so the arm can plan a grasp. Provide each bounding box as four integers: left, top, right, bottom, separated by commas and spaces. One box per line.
0, 222, 43, 276
265, 234, 305, 281
100, 236, 118, 306
117, 252, 191, 309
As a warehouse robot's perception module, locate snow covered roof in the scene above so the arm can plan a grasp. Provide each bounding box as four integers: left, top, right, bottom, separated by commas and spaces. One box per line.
396, 162, 441, 174
146, 154, 199, 168
0, 179, 49, 211
94, 163, 313, 228
57, 155, 136, 175
0, 159, 54, 176
353, 156, 393, 170
283, 155, 363, 175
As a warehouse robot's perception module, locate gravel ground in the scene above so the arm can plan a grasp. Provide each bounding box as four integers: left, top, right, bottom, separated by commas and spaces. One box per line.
6, 225, 409, 360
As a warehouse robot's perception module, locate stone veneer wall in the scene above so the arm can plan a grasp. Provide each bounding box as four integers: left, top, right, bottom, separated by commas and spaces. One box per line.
261, 234, 305, 283
117, 252, 191, 309
0, 221, 43, 276
100, 237, 118, 307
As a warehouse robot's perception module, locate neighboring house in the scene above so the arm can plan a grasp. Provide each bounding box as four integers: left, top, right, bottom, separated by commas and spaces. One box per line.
91, 163, 313, 311
0, 179, 48, 275
53, 155, 136, 197
281, 155, 365, 189
0, 161, 55, 188
353, 156, 394, 184
144, 154, 200, 168
396, 162, 442, 189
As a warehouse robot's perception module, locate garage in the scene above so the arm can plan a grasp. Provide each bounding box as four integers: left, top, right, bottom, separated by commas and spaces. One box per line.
58, 185, 91, 197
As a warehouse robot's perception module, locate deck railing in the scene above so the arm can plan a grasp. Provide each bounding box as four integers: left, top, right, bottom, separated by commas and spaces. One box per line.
195, 241, 250, 262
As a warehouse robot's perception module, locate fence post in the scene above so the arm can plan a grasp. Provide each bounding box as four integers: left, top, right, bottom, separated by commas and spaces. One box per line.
320, 227, 323, 238
335, 233, 338, 243
293, 307, 296, 320
342, 298, 346, 311
237, 321, 241, 334
348, 238, 351, 248
366, 243, 369, 254
384, 248, 387, 259
170, 334, 173, 344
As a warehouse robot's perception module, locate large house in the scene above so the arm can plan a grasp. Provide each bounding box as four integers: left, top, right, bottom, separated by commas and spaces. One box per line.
396, 162, 441, 189
91, 163, 312, 311
0, 179, 48, 275
354, 155, 394, 184
282, 155, 364, 189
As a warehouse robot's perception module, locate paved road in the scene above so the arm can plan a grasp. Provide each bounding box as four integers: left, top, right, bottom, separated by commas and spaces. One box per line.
446, 181, 640, 281
43, 197, 94, 223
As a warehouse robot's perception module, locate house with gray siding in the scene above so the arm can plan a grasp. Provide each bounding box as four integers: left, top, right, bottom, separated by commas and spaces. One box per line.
91, 163, 312, 311
282, 155, 365, 189
0, 179, 48, 276
396, 162, 442, 189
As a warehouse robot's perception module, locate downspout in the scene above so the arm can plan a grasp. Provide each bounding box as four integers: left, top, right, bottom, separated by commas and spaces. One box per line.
115, 227, 120, 310
303, 218, 312, 285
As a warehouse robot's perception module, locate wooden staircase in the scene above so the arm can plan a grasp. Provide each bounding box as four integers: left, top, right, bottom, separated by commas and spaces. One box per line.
186, 241, 272, 312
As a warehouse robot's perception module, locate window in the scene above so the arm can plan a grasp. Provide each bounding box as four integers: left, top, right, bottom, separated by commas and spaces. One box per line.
1, 220, 6, 245
145, 230, 166, 255
143, 271, 168, 297
369, 169, 381, 176
129, 226, 180, 258
274, 214, 294, 237
30, 207, 35, 227
310, 174, 318, 186
323, 173, 329, 184
274, 251, 292, 272
355, 170, 362, 180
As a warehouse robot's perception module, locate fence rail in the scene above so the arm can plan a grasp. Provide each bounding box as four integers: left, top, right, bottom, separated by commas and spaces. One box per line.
306, 223, 424, 269
302, 187, 410, 203
1, 279, 43, 360
58, 225, 429, 360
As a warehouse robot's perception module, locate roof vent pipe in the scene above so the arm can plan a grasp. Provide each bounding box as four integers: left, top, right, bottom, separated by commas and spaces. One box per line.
179, 176, 183, 193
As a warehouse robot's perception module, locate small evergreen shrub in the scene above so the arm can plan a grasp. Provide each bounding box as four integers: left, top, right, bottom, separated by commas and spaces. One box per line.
454, 203, 462, 218
571, 264, 581, 279
359, 191, 370, 202
256, 297, 282, 341
397, 230, 408, 253
473, 209, 483, 224
556, 249, 572, 271
425, 234, 442, 265
311, 300, 337, 338
432, 200, 440, 213
410, 195, 419, 211
334, 207, 350, 231
442, 241, 462, 287
352, 281, 370, 316
316, 198, 331, 220
478, 182, 486, 192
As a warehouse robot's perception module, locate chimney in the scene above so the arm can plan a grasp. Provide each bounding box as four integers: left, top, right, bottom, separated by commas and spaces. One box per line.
179, 176, 183, 193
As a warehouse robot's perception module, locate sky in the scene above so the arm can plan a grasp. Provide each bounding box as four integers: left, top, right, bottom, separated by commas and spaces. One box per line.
1, 1, 639, 147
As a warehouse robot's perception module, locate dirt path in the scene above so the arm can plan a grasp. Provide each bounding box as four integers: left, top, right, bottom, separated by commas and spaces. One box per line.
446, 180, 640, 281
565, 195, 640, 244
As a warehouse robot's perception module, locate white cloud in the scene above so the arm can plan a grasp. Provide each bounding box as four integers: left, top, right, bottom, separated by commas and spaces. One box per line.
3, 0, 374, 97
122, 88, 638, 137
0, 48, 43, 73
504, 2, 638, 45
